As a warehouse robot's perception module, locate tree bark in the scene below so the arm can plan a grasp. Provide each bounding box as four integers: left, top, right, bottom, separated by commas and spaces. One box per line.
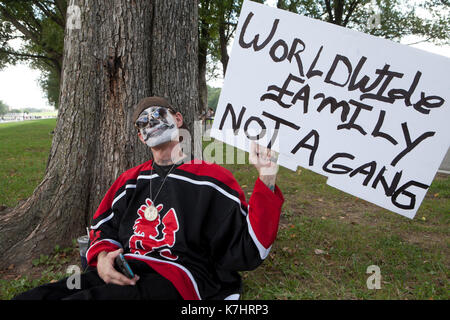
0, 0, 198, 271
198, 45, 208, 116
152, 1, 199, 133
198, 11, 210, 117
218, 17, 229, 76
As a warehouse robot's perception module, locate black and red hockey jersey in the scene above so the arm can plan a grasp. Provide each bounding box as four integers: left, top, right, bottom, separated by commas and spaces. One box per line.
86, 159, 284, 300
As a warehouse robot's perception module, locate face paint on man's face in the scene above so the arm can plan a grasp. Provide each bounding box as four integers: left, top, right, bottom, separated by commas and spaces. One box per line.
138, 106, 178, 148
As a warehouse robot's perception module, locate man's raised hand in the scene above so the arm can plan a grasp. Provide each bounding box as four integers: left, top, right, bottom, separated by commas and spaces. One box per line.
249, 142, 279, 191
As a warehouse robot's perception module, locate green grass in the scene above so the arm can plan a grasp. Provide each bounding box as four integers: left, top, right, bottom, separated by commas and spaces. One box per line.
0, 244, 79, 300
242, 213, 447, 299
0, 119, 56, 207
238, 166, 449, 300
0, 120, 449, 300
217, 141, 449, 300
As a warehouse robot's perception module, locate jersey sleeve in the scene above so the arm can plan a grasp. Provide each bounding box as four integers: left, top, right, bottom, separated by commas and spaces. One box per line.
207, 176, 284, 271
86, 173, 130, 267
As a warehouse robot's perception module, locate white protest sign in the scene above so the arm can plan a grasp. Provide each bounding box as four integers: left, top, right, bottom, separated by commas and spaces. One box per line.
211, 0, 450, 219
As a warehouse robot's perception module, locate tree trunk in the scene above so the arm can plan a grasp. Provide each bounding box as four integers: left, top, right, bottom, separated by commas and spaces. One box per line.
198, 20, 209, 117
198, 47, 208, 116
0, 0, 198, 271
218, 18, 229, 76
152, 1, 199, 134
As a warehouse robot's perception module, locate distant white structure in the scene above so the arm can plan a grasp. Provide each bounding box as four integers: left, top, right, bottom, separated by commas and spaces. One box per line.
0, 112, 56, 123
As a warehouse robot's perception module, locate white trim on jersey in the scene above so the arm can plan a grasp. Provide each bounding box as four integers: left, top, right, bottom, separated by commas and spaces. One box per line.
125, 253, 202, 300
90, 212, 115, 230
246, 212, 272, 259
224, 293, 240, 300
167, 173, 248, 217
167, 173, 270, 260
111, 183, 138, 209
85, 239, 122, 261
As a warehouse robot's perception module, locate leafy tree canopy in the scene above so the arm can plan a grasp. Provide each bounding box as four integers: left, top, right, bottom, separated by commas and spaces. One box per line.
275, 0, 449, 45
0, 0, 448, 111
0, 0, 65, 108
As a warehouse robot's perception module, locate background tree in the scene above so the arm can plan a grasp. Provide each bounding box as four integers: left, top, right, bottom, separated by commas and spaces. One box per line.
0, 0, 198, 271
275, 0, 449, 44
198, 0, 214, 116
0, 0, 66, 109
199, 0, 449, 115
207, 85, 221, 110
210, 0, 243, 76
0, 99, 9, 115
2, 1, 448, 113
198, 0, 265, 115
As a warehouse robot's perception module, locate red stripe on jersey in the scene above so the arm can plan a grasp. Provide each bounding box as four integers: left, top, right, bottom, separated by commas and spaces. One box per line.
248, 178, 284, 249
125, 254, 201, 300
93, 160, 153, 219
86, 239, 122, 267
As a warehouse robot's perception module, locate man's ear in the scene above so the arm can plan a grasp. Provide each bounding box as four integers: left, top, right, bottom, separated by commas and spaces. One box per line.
175, 112, 184, 128
137, 131, 145, 144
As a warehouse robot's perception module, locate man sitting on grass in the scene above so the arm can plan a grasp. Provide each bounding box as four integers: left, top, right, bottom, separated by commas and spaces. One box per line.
14, 96, 284, 300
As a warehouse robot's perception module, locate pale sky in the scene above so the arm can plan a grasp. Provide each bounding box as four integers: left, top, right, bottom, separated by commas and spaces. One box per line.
0, 0, 448, 109
0, 63, 52, 110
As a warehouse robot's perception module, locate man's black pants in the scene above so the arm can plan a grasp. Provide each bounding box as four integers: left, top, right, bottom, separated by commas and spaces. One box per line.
13, 261, 182, 300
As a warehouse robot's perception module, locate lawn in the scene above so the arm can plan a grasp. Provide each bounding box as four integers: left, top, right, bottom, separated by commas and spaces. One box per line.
224, 157, 449, 300
0, 119, 448, 300
0, 119, 55, 208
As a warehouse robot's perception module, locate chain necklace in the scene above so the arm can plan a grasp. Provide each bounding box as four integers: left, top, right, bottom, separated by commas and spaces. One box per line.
144, 161, 177, 221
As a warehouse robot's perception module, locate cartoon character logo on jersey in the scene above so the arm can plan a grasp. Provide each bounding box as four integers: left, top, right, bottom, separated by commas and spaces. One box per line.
129, 199, 180, 260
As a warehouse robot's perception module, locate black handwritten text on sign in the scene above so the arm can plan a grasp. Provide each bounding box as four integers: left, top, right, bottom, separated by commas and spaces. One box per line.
210, 0, 450, 219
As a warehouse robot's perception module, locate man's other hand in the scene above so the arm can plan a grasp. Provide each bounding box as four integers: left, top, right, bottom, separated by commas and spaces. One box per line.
97, 249, 139, 286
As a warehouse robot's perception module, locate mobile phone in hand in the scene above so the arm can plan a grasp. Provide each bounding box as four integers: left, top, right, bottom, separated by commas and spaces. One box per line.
114, 253, 135, 279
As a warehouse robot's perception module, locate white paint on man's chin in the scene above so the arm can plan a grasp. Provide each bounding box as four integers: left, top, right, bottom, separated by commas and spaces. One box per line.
144, 126, 179, 148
